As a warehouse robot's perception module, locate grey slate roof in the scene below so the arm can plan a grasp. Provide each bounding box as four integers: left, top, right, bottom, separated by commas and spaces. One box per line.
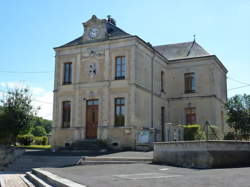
154, 41, 210, 60
57, 22, 130, 48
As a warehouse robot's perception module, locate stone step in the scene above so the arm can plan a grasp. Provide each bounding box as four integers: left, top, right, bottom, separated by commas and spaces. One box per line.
29, 168, 85, 187
77, 156, 153, 165
25, 172, 52, 187
20, 175, 35, 187
85, 156, 153, 162
78, 160, 151, 165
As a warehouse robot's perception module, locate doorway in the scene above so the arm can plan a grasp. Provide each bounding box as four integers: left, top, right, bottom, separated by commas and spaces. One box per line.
86, 99, 99, 139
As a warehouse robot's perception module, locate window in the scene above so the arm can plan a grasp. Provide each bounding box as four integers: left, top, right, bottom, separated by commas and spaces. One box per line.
115, 56, 126, 80
161, 71, 165, 92
114, 98, 125, 127
62, 101, 71, 128
184, 72, 195, 93
185, 107, 196, 125
63, 63, 72, 84
87, 100, 99, 106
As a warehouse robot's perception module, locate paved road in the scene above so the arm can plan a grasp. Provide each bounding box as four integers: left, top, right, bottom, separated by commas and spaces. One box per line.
45, 163, 250, 187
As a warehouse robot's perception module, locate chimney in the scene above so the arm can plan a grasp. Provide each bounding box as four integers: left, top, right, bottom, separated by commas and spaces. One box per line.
107, 15, 116, 26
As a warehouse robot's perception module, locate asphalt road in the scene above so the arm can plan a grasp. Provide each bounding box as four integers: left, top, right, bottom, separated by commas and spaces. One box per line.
45, 163, 250, 187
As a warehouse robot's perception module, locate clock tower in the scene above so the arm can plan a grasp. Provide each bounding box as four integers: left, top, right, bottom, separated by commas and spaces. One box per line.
82, 15, 108, 41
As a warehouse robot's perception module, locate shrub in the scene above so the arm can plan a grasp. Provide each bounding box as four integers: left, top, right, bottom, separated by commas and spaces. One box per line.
184, 124, 200, 140
17, 134, 34, 145
224, 132, 235, 140
42, 136, 48, 145
184, 124, 219, 141
34, 136, 48, 145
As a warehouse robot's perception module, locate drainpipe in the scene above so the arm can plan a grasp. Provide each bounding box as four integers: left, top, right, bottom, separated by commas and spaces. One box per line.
150, 48, 156, 131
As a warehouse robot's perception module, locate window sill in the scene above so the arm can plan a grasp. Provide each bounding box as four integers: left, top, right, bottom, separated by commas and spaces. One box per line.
62, 83, 72, 85
113, 126, 131, 129
184, 91, 196, 94
115, 77, 125, 80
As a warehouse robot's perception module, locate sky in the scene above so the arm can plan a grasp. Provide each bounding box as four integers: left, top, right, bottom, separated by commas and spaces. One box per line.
0, 0, 249, 120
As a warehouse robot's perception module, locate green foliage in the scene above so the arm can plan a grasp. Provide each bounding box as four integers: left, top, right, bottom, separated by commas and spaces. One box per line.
0, 87, 37, 145
184, 124, 202, 140
183, 124, 218, 140
33, 136, 48, 145
17, 134, 34, 145
31, 116, 52, 134
226, 94, 250, 140
224, 132, 235, 140
42, 136, 48, 145
32, 126, 47, 136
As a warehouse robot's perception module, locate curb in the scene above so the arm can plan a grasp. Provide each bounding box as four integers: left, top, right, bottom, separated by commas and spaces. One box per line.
77, 156, 153, 165
85, 156, 153, 161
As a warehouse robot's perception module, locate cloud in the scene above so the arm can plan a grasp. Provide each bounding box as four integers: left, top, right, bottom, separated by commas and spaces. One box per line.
0, 82, 53, 120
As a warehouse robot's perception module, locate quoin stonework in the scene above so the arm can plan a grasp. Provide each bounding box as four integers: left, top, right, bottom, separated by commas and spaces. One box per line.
51, 15, 228, 149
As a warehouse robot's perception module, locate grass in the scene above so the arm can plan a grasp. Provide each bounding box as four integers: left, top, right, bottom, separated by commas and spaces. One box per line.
16, 145, 52, 149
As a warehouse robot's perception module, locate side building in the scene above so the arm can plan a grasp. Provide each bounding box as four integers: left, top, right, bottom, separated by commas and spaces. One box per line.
155, 42, 228, 138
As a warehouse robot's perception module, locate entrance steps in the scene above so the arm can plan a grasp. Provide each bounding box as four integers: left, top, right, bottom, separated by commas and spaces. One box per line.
24, 168, 85, 187
59, 139, 108, 152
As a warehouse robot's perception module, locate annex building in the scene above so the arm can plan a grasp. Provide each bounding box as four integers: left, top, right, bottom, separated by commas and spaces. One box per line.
51, 15, 228, 149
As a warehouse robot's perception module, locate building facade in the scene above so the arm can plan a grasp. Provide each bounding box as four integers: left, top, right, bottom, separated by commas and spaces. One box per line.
51, 15, 227, 149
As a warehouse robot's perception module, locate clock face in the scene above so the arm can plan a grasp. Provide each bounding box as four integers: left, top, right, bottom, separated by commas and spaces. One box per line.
88, 27, 99, 39
88, 63, 97, 77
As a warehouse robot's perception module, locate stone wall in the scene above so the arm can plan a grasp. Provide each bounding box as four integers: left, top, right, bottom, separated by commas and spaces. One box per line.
0, 146, 24, 170
154, 141, 250, 169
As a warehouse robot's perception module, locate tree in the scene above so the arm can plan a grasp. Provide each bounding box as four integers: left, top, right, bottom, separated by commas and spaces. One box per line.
32, 126, 47, 136
31, 116, 52, 134
226, 94, 250, 140
0, 87, 37, 145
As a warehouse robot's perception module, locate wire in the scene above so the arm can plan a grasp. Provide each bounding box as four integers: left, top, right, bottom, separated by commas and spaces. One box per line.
227, 77, 250, 86
228, 85, 250, 91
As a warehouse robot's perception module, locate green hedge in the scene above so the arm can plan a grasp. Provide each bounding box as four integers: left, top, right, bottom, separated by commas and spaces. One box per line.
184, 124, 218, 140
184, 124, 199, 140
17, 134, 48, 145
17, 134, 34, 145
34, 136, 48, 145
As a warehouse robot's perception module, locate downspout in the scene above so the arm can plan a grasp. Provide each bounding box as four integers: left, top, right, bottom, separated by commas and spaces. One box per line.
151, 49, 156, 130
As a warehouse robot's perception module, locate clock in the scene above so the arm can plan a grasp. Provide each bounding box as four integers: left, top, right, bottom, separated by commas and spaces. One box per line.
88, 27, 99, 39
88, 63, 97, 77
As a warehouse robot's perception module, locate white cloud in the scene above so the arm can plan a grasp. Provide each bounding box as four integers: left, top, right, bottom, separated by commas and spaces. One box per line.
0, 82, 53, 120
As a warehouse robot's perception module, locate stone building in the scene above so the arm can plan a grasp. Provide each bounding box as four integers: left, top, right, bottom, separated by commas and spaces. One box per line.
51, 15, 227, 149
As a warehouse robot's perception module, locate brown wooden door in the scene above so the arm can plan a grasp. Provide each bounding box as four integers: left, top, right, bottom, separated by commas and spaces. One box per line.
86, 100, 98, 139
